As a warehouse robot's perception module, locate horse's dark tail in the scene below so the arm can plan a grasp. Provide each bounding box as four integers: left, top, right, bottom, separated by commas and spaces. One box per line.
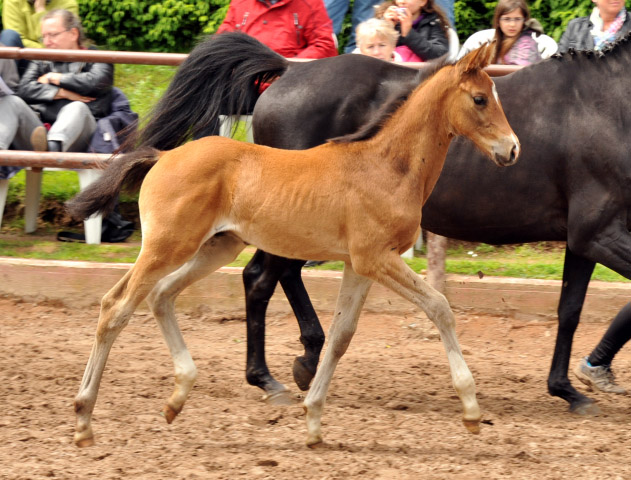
66, 148, 160, 220
127, 32, 290, 151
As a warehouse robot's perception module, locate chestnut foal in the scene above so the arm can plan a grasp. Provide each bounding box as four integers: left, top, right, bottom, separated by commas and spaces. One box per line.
69, 44, 519, 448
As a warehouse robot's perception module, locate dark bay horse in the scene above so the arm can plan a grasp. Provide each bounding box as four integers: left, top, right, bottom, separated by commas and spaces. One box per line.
69, 45, 518, 447
133, 31, 631, 415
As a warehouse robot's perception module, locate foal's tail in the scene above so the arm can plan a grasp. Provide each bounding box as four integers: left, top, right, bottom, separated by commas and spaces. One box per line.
127, 32, 290, 151
66, 148, 159, 220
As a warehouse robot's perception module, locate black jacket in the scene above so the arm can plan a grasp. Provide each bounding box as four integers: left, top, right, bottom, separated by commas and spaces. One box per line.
17, 51, 113, 122
396, 12, 449, 61
558, 14, 631, 53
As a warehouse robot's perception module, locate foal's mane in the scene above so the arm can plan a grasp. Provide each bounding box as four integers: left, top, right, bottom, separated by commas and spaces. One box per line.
329, 55, 451, 144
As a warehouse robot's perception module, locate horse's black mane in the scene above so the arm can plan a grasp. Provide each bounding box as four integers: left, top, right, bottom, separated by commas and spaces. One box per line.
329, 54, 451, 144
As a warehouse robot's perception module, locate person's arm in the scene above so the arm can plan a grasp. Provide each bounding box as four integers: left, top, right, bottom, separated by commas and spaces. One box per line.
46, 63, 114, 97
293, 3, 338, 59
398, 20, 449, 61
17, 60, 58, 103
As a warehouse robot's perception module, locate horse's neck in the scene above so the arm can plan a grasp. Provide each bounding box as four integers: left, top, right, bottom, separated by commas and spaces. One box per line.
367, 68, 455, 201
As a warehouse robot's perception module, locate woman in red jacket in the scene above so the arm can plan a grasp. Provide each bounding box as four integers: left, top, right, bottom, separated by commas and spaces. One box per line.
217, 0, 338, 59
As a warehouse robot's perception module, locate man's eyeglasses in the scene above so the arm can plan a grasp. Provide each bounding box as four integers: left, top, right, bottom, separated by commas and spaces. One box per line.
499, 17, 525, 24
39, 29, 69, 42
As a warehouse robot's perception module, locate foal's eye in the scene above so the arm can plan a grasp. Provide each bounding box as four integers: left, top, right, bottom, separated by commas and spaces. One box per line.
473, 96, 487, 106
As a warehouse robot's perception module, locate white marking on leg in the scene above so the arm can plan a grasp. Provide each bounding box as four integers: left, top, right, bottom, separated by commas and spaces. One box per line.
303, 265, 372, 446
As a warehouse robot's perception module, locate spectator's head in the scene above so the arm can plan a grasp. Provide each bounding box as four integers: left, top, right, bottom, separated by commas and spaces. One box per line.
356, 19, 399, 61
40, 9, 86, 50
492, 0, 535, 62
493, 0, 531, 40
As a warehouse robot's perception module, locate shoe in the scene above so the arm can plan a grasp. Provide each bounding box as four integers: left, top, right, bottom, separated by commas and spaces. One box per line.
304, 260, 326, 267
30, 126, 48, 151
57, 231, 86, 243
574, 357, 627, 394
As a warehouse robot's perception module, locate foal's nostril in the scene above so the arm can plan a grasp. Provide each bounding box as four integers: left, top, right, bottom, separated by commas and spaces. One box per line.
509, 146, 517, 164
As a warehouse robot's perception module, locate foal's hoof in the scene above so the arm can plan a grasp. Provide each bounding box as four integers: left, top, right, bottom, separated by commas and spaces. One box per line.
463, 418, 481, 434
74, 429, 95, 448
305, 434, 324, 448
163, 404, 183, 424
263, 388, 293, 406
293, 357, 316, 391
570, 399, 600, 416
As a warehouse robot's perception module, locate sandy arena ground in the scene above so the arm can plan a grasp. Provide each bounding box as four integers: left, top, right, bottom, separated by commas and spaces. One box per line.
1, 296, 630, 479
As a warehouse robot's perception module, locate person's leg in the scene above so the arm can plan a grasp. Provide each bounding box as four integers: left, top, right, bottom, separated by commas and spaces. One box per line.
48, 102, 97, 152
0, 95, 45, 179
0, 30, 29, 75
344, 0, 376, 53
325, 0, 351, 36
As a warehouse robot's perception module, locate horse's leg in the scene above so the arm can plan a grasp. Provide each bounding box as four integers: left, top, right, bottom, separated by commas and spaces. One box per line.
279, 259, 325, 391
73, 254, 192, 447
242, 251, 293, 401
548, 247, 599, 415
361, 253, 481, 434
147, 233, 246, 423
303, 265, 373, 446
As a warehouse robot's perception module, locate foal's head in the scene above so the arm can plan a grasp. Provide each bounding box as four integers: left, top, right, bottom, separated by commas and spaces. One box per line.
447, 43, 520, 167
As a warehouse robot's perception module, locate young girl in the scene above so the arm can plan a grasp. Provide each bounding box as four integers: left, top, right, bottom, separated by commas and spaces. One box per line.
375, 0, 449, 62
459, 0, 557, 65
355, 18, 402, 62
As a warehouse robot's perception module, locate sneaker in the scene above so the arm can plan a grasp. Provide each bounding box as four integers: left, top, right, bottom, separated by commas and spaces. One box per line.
29, 126, 48, 152
574, 357, 627, 394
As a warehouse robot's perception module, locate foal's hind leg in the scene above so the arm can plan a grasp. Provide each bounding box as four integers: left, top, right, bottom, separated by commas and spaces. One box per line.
73, 254, 193, 447
363, 253, 481, 434
147, 233, 246, 423
303, 265, 373, 446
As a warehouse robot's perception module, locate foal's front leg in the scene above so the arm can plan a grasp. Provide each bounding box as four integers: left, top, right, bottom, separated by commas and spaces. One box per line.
303, 265, 372, 446
370, 253, 481, 433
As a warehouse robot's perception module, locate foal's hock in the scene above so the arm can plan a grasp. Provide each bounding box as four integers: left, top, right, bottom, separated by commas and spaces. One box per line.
71, 44, 519, 448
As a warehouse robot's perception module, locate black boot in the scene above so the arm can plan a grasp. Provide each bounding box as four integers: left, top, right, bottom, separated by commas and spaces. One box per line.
47, 140, 62, 152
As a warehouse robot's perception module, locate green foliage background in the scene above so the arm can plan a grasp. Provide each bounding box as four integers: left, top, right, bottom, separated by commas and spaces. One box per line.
0, 0, 613, 52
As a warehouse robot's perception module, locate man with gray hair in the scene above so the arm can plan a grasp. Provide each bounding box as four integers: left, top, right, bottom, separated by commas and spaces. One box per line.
17, 9, 113, 152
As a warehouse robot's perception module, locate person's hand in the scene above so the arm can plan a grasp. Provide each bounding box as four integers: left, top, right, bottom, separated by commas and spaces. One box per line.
384, 6, 400, 25
33, 0, 47, 13
396, 7, 413, 37
37, 72, 62, 85
54, 88, 95, 103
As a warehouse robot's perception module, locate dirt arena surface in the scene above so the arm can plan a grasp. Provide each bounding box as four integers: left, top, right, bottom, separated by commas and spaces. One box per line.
1, 296, 630, 479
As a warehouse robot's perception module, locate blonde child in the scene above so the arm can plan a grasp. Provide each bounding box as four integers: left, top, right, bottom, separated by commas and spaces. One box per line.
355, 18, 402, 61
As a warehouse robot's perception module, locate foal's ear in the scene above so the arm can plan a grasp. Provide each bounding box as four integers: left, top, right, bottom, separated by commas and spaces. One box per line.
456, 41, 496, 75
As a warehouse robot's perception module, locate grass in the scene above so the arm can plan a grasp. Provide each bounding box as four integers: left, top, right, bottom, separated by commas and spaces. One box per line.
1, 65, 628, 283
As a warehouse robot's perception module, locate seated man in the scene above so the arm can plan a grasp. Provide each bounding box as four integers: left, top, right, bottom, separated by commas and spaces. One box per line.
17, 9, 112, 153
17, 9, 135, 242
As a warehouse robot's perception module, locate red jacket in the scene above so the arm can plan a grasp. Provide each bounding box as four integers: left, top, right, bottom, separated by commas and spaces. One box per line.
217, 0, 338, 59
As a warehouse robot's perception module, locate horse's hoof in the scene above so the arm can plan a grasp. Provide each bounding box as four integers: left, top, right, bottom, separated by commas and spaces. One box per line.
74, 430, 95, 448
463, 418, 481, 434
293, 357, 316, 391
263, 389, 293, 406
306, 434, 323, 448
163, 404, 182, 424
570, 400, 600, 416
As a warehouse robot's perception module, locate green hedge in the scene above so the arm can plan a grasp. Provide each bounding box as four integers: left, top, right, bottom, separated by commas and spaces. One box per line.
0, 0, 621, 52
